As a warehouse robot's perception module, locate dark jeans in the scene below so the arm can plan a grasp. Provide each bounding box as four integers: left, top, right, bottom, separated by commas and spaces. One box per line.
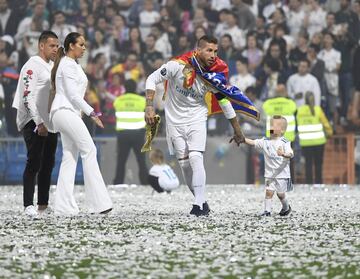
114, 129, 148, 185
23, 121, 58, 207
339, 72, 353, 118
302, 144, 325, 184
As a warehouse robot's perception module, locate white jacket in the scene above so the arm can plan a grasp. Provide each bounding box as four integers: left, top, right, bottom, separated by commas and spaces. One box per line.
50, 56, 93, 121
12, 56, 54, 132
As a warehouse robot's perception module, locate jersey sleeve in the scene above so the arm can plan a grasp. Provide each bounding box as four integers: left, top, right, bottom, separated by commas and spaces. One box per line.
145, 60, 179, 91
254, 138, 265, 151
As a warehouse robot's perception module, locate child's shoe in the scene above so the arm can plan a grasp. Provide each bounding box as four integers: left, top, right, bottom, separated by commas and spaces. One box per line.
279, 205, 292, 216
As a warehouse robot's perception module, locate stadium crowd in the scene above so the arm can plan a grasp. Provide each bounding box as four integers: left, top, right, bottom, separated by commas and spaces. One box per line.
0, 0, 360, 137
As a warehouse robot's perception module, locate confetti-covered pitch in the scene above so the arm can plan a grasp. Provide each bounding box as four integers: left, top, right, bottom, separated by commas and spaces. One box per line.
0, 185, 359, 278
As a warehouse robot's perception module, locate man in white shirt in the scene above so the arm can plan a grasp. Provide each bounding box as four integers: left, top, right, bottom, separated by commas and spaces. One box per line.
287, 0, 305, 37
286, 59, 321, 107
12, 31, 59, 218
222, 12, 246, 50
145, 35, 245, 216
262, 0, 288, 21
229, 57, 256, 92
317, 32, 341, 121
50, 11, 76, 44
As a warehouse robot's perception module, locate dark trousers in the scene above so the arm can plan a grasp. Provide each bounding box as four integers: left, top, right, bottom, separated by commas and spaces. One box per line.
302, 145, 325, 184
114, 129, 148, 185
22, 121, 58, 207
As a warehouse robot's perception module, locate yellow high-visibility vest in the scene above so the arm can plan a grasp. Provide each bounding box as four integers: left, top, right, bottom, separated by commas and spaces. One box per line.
113, 93, 146, 131
262, 97, 297, 142
296, 105, 327, 147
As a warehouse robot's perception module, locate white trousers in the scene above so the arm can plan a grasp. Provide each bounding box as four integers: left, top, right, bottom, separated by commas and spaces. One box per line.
52, 109, 112, 215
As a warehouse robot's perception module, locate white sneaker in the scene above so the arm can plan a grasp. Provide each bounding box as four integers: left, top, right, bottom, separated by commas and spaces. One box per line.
24, 205, 39, 218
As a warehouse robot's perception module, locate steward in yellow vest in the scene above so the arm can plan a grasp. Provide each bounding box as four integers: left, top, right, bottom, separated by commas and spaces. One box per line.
262, 86, 297, 142
296, 91, 333, 183
113, 79, 148, 185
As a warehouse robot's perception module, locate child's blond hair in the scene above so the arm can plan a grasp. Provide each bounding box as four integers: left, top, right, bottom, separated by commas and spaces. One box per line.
149, 149, 165, 165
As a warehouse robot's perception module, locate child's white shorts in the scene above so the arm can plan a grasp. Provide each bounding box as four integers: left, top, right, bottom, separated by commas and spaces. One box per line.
166, 122, 207, 158
265, 178, 293, 193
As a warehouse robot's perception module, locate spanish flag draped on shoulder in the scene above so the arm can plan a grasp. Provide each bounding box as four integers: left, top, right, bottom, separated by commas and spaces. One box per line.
171, 51, 260, 121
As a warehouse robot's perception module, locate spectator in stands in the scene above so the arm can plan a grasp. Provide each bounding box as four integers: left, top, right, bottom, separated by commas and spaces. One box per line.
254, 15, 267, 47
174, 34, 191, 56
287, 0, 305, 38
264, 40, 289, 74
104, 3, 117, 24
189, 8, 210, 33
0, 35, 18, 68
47, 0, 80, 20
51, 11, 77, 44
218, 34, 238, 76
100, 73, 124, 134
214, 9, 230, 39
306, 43, 326, 104
222, 11, 246, 50
73, 0, 89, 28
335, 0, 360, 41
150, 23, 172, 60
191, 26, 208, 48
84, 13, 96, 43
109, 14, 129, 62
108, 51, 143, 85
232, 0, 256, 31
322, 12, 339, 36
262, 0, 288, 21
0, 0, 21, 37
242, 31, 264, 73
354, 0, 360, 21
159, 16, 178, 54
86, 52, 107, 82
318, 32, 341, 126
229, 56, 256, 92
0, 50, 18, 136
289, 32, 309, 74
268, 8, 289, 35
303, 0, 327, 38
91, 30, 111, 68
334, 21, 356, 126
142, 34, 163, 75
15, 2, 49, 64
139, 0, 160, 40
287, 59, 321, 107
122, 26, 145, 60
259, 57, 287, 100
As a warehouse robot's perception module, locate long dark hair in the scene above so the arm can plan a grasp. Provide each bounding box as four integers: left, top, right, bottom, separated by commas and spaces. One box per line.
305, 91, 315, 116
51, 32, 82, 90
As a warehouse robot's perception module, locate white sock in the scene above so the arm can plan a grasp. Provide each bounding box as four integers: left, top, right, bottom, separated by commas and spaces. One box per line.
178, 158, 194, 195
189, 151, 206, 208
264, 198, 272, 212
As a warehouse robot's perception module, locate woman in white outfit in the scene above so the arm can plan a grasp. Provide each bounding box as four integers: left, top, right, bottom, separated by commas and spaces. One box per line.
49, 32, 112, 215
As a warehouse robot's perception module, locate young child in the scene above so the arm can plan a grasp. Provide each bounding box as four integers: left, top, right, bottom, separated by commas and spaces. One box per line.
244, 115, 294, 216
148, 149, 180, 193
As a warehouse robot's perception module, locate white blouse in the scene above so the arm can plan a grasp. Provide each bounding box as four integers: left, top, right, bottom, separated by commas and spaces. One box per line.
50, 56, 93, 119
